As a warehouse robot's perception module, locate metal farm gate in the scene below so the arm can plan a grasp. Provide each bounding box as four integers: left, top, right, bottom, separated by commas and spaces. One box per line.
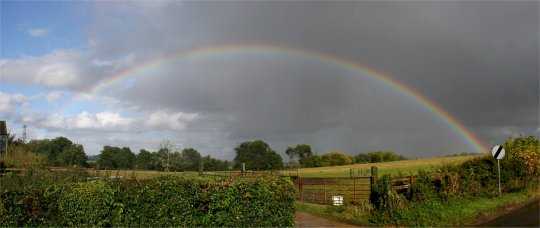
293, 176, 372, 205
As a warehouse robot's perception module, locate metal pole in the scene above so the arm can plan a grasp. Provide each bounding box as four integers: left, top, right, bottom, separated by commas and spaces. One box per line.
497, 159, 501, 197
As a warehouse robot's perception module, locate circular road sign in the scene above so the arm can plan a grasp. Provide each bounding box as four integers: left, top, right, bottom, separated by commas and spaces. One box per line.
491, 145, 505, 160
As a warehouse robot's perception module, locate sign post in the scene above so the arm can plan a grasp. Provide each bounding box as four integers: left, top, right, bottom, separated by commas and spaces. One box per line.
491, 145, 505, 197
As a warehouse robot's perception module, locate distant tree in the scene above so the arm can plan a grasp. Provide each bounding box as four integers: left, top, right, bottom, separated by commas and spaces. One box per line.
354, 153, 371, 164
233, 140, 283, 170
321, 152, 353, 166
354, 151, 407, 164
57, 144, 87, 167
27, 136, 88, 167
98, 146, 118, 168
98, 146, 135, 169
135, 149, 156, 170
181, 148, 201, 171
168, 151, 184, 171
286, 144, 313, 167
116, 147, 136, 169
202, 155, 229, 171
156, 141, 181, 172
302, 155, 323, 168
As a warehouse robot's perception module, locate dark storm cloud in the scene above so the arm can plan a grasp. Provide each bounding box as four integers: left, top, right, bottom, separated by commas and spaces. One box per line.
85, 1, 537, 157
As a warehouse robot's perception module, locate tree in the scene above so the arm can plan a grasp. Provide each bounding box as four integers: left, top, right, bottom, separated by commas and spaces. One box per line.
321, 152, 353, 166
156, 141, 182, 172
286, 144, 313, 167
202, 155, 229, 171
136, 149, 157, 170
57, 144, 87, 167
98, 146, 135, 169
98, 146, 117, 168
116, 147, 136, 169
302, 155, 323, 168
27, 136, 88, 167
354, 151, 407, 163
354, 153, 371, 164
181, 148, 201, 171
233, 140, 283, 170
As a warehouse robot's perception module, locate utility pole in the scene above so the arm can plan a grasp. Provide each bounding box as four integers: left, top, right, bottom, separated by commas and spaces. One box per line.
23, 125, 27, 143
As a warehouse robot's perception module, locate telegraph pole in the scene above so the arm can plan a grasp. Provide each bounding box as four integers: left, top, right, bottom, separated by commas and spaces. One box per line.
23, 125, 27, 143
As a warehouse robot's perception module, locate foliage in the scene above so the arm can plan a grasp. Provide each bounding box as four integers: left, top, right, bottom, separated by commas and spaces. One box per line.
354, 151, 407, 164
1, 145, 46, 169
286, 144, 313, 167
0, 174, 295, 227
296, 201, 372, 226
321, 152, 353, 166
502, 135, 539, 175
57, 144, 87, 167
98, 146, 136, 169
301, 155, 323, 168
182, 148, 202, 171
368, 137, 540, 226
233, 140, 284, 170
26, 136, 88, 166
202, 155, 230, 171
370, 175, 405, 213
135, 149, 159, 170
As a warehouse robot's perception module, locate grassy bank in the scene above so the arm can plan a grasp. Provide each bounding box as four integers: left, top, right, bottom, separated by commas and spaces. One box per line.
296, 188, 539, 227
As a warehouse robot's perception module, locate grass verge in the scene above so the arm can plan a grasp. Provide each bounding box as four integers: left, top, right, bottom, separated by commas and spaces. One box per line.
296, 185, 539, 227
295, 201, 372, 226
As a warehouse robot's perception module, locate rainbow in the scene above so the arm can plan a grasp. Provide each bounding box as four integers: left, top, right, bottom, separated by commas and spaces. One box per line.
88, 43, 489, 153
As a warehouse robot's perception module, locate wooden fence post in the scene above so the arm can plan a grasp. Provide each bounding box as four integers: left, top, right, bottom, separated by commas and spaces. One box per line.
324, 178, 327, 204
370, 166, 378, 192
198, 160, 203, 176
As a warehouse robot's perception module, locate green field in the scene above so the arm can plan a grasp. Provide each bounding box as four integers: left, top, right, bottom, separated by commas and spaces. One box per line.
83, 154, 479, 179
297, 155, 479, 177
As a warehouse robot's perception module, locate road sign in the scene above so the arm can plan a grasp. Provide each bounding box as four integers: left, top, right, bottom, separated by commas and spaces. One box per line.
491, 145, 505, 197
491, 145, 505, 160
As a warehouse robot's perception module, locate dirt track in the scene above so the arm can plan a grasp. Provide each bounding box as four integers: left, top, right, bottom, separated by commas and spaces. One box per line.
295, 211, 358, 227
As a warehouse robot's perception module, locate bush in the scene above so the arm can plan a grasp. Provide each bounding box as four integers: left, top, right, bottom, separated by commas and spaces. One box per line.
503, 135, 539, 175
0, 174, 295, 227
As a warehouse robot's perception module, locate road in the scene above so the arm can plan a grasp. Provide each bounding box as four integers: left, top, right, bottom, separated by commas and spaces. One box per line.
476, 199, 539, 227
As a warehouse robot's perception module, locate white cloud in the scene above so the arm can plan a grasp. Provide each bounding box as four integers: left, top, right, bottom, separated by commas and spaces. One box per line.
43, 110, 198, 133
1, 50, 84, 89
46, 111, 135, 132
28, 28, 49, 37
35, 63, 78, 88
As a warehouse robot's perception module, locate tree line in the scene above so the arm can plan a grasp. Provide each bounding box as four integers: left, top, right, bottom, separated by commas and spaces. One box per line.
98, 145, 229, 172
3, 133, 409, 171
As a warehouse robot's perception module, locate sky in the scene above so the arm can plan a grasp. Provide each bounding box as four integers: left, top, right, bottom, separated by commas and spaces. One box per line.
1, 1, 538, 160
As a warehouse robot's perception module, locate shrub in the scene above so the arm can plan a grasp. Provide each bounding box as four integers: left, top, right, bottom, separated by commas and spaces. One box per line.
503, 135, 539, 175
0, 174, 295, 227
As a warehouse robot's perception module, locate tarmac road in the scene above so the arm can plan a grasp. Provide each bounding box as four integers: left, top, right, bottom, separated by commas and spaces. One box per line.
476, 199, 539, 227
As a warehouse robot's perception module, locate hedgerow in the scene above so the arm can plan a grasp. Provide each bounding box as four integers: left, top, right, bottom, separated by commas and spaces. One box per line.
0, 174, 295, 227
370, 135, 540, 226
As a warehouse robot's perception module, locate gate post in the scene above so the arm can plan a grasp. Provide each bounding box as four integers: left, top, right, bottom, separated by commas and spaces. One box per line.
370, 166, 378, 192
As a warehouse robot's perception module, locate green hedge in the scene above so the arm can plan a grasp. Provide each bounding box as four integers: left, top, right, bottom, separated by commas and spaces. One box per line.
0, 174, 295, 227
